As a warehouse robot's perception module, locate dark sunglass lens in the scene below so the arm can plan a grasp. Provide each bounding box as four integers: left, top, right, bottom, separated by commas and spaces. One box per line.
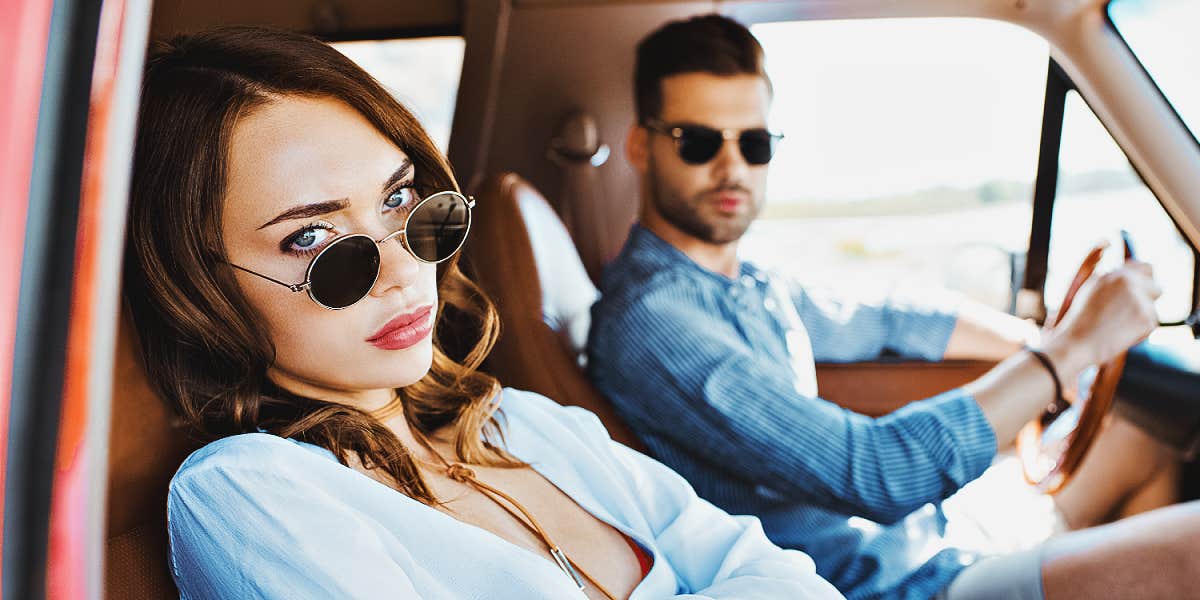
676, 126, 723, 165
739, 130, 776, 165
406, 192, 470, 262
309, 235, 380, 308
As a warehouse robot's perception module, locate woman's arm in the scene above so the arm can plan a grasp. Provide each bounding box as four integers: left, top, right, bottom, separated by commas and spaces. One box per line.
167, 438, 424, 600
605, 440, 844, 599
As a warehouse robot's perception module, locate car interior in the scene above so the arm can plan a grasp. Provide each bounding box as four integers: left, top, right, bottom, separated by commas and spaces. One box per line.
3, 0, 1200, 598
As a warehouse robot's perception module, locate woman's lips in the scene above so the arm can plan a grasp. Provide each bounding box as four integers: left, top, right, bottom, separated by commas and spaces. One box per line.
367, 305, 434, 350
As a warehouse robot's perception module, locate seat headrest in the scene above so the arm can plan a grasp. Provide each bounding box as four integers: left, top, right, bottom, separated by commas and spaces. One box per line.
463, 173, 644, 451
511, 179, 599, 364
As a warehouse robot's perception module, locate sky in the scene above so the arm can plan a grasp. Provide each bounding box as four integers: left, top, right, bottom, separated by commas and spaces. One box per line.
1108, 0, 1200, 136
751, 14, 1195, 204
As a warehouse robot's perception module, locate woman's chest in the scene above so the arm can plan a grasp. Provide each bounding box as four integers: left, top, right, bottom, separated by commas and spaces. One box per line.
423, 467, 648, 599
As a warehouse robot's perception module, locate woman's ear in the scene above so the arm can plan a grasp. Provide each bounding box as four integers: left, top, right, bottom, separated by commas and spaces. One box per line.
626, 124, 649, 175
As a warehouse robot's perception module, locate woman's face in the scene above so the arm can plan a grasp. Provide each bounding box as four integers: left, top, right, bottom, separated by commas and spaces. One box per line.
221, 95, 438, 409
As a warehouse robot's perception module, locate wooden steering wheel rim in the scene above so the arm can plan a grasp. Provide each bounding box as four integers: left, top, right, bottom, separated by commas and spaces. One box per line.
1016, 241, 1130, 494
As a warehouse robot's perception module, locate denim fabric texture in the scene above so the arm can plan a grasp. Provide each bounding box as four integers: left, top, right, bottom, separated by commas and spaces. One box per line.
588, 225, 1000, 600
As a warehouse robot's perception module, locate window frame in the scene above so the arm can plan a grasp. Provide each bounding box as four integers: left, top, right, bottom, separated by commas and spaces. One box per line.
1105, 0, 1200, 153
1024, 55, 1200, 328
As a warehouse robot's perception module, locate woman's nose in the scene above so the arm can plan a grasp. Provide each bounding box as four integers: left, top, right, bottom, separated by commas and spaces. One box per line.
370, 233, 422, 297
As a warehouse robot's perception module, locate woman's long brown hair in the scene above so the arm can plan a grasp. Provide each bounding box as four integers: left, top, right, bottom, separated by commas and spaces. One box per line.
124, 26, 520, 504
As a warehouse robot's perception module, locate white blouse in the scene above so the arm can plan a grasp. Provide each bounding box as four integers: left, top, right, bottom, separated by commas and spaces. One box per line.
167, 388, 843, 599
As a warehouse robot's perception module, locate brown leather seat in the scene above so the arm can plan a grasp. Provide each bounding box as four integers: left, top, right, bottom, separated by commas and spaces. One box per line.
463, 172, 645, 451
105, 313, 199, 600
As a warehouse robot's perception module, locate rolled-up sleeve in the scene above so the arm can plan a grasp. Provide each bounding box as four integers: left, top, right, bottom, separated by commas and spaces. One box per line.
792, 285, 960, 363
590, 278, 995, 524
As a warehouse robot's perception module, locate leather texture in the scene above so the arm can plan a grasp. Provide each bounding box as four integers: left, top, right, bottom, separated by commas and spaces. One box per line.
462, 173, 646, 451
815, 359, 995, 417
106, 313, 198, 600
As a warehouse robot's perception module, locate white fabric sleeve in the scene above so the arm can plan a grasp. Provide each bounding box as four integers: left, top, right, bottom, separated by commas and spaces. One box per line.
167, 437, 425, 600
604, 439, 845, 599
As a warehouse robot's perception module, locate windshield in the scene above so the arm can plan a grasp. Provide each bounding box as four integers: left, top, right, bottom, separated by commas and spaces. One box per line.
1108, 0, 1200, 144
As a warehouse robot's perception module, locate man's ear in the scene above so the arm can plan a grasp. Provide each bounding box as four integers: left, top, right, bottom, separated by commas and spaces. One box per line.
626, 124, 649, 175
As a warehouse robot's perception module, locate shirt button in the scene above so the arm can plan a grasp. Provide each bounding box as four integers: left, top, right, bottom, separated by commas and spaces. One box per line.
740, 274, 756, 287
764, 297, 778, 311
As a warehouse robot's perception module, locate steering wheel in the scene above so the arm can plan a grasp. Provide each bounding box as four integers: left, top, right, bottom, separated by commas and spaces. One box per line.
1016, 234, 1136, 494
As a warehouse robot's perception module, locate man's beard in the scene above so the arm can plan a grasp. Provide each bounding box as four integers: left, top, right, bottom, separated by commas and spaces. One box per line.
647, 158, 760, 245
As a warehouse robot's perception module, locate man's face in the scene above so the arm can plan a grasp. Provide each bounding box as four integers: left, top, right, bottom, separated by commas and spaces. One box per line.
640, 72, 771, 245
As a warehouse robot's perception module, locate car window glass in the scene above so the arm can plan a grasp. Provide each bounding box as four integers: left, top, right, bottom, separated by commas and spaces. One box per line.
1046, 91, 1195, 323
1109, 0, 1200, 145
333, 37, 465, 152
743, 18, 1049, 313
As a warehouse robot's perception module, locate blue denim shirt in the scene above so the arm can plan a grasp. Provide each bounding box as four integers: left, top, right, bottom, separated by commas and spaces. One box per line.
588, 225, 1000, 600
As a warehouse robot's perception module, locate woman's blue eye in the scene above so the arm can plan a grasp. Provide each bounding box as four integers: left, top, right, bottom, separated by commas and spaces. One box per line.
284, 223, 334, 254
294, 230, 319, 247
385, 187, 416, 209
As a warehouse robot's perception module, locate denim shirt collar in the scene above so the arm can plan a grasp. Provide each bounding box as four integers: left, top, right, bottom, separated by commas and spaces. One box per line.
622, 223, 767, 289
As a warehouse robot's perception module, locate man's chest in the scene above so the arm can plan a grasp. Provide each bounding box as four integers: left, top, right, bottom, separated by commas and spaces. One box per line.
717, 277, 819, 397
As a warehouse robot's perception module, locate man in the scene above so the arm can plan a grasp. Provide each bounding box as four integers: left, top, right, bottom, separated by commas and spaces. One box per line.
588, 14, 1197, 600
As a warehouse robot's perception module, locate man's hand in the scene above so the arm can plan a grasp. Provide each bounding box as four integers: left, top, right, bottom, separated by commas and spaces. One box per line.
966, 262, 1161, 445
1041, 262, 1161, 381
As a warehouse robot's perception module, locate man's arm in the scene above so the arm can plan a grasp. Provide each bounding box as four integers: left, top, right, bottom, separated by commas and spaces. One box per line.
791, 285, 958, 363
943, 298, 1041, 361
590, 281, 998, 524
793, 284, 1038, 363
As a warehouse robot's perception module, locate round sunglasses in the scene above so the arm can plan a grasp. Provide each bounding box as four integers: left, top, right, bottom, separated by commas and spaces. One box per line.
643, 118, 783, 166
229, 190, 474, 310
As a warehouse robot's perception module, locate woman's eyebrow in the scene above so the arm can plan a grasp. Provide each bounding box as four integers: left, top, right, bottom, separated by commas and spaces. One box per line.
257, 198, 350, 230
380, 159, 413, 193
256, 160, 412, 230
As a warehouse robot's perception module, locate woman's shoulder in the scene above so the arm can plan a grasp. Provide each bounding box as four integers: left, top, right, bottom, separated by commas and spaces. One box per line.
495, 387, 612, 448
170, 432, 337, 494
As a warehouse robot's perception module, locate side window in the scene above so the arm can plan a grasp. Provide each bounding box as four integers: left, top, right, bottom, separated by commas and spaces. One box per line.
333, 37, 466, 152
743, 19, 1049, 312
1046, 92, 1196, 323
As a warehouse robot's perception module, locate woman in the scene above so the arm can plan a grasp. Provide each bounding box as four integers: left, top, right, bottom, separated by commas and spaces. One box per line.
123, 26, 842, 599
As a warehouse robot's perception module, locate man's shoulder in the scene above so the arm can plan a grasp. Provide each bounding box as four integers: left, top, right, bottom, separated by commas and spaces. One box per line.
596, 259, 702, 315
600, 227, 695, 293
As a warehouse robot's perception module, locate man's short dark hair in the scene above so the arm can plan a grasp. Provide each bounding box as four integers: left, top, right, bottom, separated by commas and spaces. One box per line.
634, 14, 770, 123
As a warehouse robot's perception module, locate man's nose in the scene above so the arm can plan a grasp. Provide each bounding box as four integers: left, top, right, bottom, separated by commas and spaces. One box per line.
711, 136, 750, 182
370, 233, 422, 297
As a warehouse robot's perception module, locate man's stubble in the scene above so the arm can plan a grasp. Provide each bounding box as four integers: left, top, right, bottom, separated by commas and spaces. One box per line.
646, 152, 762, 245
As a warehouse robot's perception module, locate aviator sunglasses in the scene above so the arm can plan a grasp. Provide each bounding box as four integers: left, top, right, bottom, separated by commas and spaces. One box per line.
229, 190, 474, 310
642, 118, 783, 166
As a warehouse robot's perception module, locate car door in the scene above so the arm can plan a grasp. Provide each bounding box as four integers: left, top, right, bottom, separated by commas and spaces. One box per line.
3, 0, 152, 598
